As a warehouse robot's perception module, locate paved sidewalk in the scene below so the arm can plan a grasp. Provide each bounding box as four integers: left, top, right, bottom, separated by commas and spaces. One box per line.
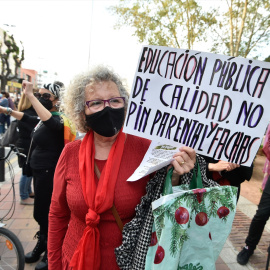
0, 154, 269, 269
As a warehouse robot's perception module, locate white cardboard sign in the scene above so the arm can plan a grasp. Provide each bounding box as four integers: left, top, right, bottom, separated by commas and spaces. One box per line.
123, 45, 270, 166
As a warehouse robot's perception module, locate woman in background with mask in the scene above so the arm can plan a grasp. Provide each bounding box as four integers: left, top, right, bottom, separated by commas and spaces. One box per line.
0, 81, 65, 270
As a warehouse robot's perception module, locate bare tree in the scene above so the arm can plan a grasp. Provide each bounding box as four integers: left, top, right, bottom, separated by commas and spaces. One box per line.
0, 31, 24, 91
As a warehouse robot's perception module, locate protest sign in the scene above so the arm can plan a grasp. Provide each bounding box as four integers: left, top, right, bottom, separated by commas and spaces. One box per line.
123, 45, 270, 166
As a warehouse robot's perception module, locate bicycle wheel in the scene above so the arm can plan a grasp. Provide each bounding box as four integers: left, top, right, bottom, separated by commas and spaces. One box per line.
0, 227, 25, 270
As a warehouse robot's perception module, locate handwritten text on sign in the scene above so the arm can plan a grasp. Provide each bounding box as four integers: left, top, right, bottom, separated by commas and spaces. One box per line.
123, 45, 270, 166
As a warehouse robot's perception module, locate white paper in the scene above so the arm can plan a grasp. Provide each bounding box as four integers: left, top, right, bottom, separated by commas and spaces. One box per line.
127, 141, 181, 181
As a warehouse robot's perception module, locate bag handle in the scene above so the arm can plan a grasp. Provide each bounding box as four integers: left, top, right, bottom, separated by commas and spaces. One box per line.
163, 160, 203, 195
189, 161, 203, 189
25, 120, 43, 164
162, 167, 174, 195
94, 162, 124, 232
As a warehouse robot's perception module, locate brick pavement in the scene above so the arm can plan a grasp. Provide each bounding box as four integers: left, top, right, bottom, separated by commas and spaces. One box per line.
1, 152, 269, 270
229, 209, 270, 270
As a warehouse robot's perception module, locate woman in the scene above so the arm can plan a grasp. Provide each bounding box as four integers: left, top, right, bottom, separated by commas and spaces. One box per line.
3, 92, 16, 128
16, 93, 39, 205
0, 93, 8, 135
47, 65, 210, 270
0, 81, 66, 270
262, 123, 270, 190
237, 123, 270, 265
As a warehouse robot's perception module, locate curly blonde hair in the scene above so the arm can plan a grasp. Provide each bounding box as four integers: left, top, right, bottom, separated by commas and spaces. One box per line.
63, 65, 129, 133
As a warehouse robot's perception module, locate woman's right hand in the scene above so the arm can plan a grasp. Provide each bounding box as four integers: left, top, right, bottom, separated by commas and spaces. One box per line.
22, 80, 34, 97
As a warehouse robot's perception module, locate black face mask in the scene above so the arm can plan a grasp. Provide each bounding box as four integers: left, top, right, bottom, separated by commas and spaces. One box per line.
39, 97, 53, 110
85, 106, 125, 137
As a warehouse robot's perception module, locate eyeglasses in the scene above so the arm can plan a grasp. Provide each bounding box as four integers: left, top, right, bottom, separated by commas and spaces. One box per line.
85, 97, 125, 111
34, 93, 55, 100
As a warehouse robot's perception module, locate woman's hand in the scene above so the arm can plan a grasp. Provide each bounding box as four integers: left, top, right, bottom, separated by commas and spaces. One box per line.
226, 162, 240, 171
22, 80, 34, 97
171, 146, 196, 176
208, 160, 239, 172
208, 160, 229, 172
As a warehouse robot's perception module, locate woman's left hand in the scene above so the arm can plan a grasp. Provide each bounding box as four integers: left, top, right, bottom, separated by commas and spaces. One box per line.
171, 146, 196, 175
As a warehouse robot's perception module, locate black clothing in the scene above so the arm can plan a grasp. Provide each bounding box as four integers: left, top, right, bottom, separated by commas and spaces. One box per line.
16, 107, 39, 167
20, 113, 64, 238
245, 175, 270, 250
202, 155, 253, 201
21, 114, 64, 170
33, 168, 55, 236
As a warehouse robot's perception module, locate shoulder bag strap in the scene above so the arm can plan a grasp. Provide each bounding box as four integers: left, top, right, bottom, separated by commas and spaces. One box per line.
26, 120, 42, 164
94, 162, 124, 232
25, 138, 33, 165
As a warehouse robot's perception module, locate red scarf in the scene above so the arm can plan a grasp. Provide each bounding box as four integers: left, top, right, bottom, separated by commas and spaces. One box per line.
69, 129, 126, 269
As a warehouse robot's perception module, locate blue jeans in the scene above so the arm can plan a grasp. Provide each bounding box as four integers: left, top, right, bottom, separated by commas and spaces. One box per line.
0, 123, 5, 134
19, 173, 33, 200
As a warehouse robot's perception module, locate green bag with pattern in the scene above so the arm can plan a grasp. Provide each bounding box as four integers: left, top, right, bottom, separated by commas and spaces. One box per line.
145, 164, 238, 270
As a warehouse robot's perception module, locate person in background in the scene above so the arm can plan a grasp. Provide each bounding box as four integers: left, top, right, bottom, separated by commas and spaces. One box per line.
14, 94, 21, 108
2, 92, 16, 129
47, 65, 217, 270
237, 176, 270, 265
237, 123, 270, 265
0, 80, 75, 270
10, 93, 15, 102
202, 155, 253, 201
262, 124, 270, 190
16, 93, 39, 205
5, 92, 17, 111
0, 93, 8, 135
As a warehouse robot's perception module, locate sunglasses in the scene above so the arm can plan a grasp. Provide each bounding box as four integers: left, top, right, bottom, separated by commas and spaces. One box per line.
34, 93, 54, 100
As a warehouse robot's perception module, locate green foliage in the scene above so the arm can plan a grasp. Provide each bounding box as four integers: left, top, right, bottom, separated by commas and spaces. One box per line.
208, 0, 270, 58
110, 0, 270, 59
109, 0, 216, 49
265, 55, 270, 62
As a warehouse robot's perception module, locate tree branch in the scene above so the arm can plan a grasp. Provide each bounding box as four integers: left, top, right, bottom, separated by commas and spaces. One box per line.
235, 0, 248, 56
229, 1, 234, 55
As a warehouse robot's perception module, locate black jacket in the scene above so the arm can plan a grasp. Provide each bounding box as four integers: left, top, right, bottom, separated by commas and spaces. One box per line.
21, 113, 64, 170
16, 107, 39, 167
201, 155, 254, 187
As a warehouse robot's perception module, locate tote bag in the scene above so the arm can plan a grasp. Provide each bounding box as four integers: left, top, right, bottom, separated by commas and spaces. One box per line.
1, 120, 19, 147
145, 164, 238, 270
